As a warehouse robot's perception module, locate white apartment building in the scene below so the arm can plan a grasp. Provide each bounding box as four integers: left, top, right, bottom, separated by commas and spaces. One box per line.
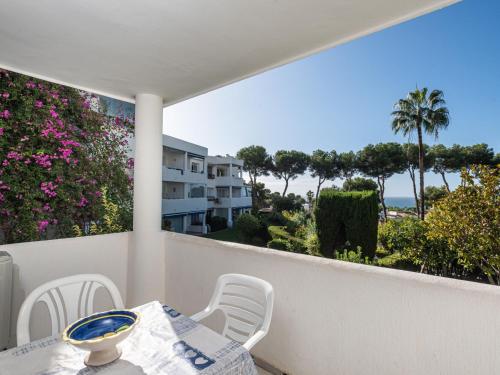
162, 135, 251, 234
206, 155, 252, 227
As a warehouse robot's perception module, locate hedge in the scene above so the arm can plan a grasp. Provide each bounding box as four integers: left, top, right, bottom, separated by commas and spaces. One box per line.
267, 238, 290, 251
268, 225, 306, 253
314, 189, 378, 258
207, 216, 227, 232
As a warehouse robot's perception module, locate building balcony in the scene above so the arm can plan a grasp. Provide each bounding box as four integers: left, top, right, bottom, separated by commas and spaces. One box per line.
212, 176, 245, 187
214, 196, 252, 208
162, 197, 207, 215
6, 231, 500, 374
162, 167, 206, 184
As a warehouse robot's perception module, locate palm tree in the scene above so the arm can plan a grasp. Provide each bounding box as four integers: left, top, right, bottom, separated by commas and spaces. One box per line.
391, 88, 450, 220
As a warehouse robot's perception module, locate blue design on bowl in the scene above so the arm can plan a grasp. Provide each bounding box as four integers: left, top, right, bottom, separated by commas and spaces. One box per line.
66, 310, 138, 341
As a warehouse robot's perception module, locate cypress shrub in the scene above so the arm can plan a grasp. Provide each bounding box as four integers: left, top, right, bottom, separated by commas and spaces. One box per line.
314, 189, 378, 258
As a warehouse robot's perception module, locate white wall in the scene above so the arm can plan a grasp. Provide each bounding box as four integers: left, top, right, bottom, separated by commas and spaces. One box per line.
162, 198, 207, 215
164, 232, 500, 375
163, 148, 185, 170
2, 232, 130, 347
163, 135, 207, 158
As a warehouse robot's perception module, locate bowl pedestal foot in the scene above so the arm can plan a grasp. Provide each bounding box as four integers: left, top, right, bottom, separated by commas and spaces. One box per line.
85, 346, 122, 366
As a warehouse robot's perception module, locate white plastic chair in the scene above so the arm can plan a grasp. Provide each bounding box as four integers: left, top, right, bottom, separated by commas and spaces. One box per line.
17, 274, 124, 346
191, 273, 274, 350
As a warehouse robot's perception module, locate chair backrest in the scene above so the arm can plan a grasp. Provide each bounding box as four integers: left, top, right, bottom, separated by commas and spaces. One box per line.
17, 274, 124, 346
208, 274, 274, 346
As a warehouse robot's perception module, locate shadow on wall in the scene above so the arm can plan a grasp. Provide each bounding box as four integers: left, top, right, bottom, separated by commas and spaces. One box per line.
9, 264, 25, 348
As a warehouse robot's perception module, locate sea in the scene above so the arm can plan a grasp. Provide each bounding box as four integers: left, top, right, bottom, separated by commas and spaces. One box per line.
385, 197, 415, 208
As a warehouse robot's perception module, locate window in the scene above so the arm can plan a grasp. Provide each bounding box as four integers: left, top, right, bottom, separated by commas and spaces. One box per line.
189, 184, 205, 198
217, 187, 230, 198
191, 213, 203, 225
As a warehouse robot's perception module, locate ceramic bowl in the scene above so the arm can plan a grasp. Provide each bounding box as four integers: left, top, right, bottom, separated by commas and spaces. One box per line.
62, 310, 140, 366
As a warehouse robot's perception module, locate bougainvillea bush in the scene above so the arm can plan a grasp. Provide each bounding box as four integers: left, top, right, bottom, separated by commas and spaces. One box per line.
0, 69, 134, 244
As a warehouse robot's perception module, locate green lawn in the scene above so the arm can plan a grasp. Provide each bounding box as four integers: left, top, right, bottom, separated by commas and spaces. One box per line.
204, 228, 245, 244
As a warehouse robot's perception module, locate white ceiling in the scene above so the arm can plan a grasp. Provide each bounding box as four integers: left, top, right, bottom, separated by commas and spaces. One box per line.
0, 0, 458, 106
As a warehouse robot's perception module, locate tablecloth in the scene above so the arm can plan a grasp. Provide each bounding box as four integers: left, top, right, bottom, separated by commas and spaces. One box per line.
0, 301, 257, 375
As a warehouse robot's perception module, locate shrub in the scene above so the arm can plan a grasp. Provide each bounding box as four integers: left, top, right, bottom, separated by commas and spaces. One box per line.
268, 225, 289, 240
315, 190, 378, 258
258, 211, 286, 226
235, 213, 260, 241
268, 225, 306, 253
0, 70, 134, 244
336, 247, 372, 265
376, 252, 418, 271
378, 217, 456, 276
208, 216, 227, 232
426, 165, 500, 284
267, 238, 290, 250
304, 232, 321, 257
282, 210, 307, 235
378, 219, 405, 254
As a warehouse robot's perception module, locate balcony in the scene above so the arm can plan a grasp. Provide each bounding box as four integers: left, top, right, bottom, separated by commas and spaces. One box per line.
213, 175, 245, 187
0, 1, 474, 374
214, 196, 252, 208
6, 231, 500, 374
162, 198, 207, 215
162, 167, 206, 184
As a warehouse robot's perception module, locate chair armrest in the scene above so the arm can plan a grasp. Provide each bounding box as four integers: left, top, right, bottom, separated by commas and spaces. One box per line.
190, 308, 212, 322
243, 329, 267, 351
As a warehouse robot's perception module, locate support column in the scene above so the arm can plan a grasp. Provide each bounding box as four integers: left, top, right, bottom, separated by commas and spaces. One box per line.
227, 207, 233, 228
128, 93, 164, 306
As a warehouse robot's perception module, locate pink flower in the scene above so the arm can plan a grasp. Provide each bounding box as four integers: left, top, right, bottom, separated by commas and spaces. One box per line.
127, 158, 134, 169
43, 203, 53, 213
83, 100, 90, 109
37, 220, 49, 233
6, 151, 22, 161
32, 154, 52, 169
26, 81, 36, 89
0, 128, 4, 136
0, 110, 10, 119
58, 148, 73, 163
40, 181, 57, 198
77, 196, 89, 207
2, 93, 9, 99
49, 109, 59, 119
35, 100, 43, 108
60, 139, 80, 148
61, 98, 68, 106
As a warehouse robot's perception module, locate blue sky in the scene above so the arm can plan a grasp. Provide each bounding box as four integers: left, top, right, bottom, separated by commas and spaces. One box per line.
164, 0, 499, 197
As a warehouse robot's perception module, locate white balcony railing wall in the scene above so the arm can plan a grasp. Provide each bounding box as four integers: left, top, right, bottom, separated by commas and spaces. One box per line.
162, 167, 206, 184
5, 231, 500, 374
162, 198, 207, 215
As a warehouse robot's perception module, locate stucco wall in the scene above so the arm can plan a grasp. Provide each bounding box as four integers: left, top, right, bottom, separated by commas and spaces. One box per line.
1, 232, 130, 347
164, 231, 500, 375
